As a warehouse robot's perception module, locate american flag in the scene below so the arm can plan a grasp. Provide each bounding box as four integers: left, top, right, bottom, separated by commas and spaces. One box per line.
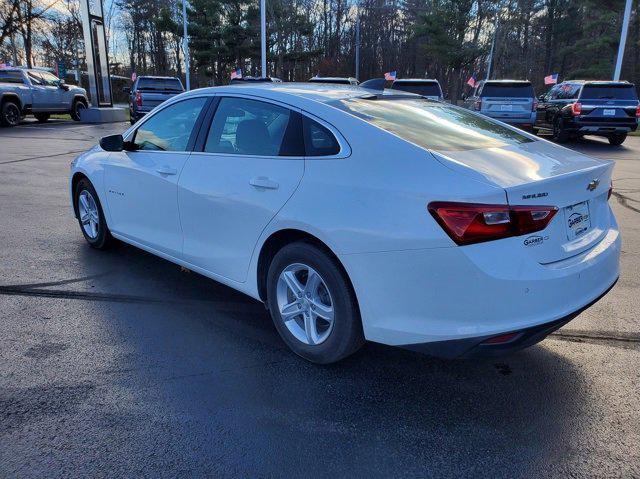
231, 68, 242, 80
544, 73, 558, 85
384, 71, 397, 81
466, 73, 477, 88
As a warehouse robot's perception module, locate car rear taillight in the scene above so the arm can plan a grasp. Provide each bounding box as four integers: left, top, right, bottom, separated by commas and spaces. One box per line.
474, 99, 482, 111
636, 104, 640, 118
571, 102, 582, 116
428, 202, 558, 246
135, 91, 142, 107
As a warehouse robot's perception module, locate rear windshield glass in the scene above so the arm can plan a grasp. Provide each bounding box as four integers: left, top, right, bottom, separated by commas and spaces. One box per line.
333, 98, 533, 152
0, 71, 24, 84
579, 85, 638, 100
392, 81, 441, 97
481, 82, 534, 98
136, 78, 183, 91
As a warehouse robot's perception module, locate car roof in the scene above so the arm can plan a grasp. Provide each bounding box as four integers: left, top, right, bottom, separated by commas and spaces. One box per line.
182, 82, 419, 104
137, 75, 181, 80
392, 78, 440, 83
481, 79, 531, 84
561, 80, 633, 86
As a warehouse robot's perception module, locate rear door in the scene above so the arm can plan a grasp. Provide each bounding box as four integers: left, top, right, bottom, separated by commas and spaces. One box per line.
178, 95, 305, 282
104, 96, 209, 257
480, 82, 534, 121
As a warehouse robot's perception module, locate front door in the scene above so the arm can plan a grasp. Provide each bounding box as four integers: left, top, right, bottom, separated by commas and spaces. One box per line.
104, 96, 209, 257
178, 96, 305, 282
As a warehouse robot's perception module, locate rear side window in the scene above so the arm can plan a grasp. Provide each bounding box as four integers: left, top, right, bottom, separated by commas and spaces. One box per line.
480, 82, 534, 98
136, 78, 184, 92
303, 117, 340, 156
0, 71, 24, 84
557, 83, 581, 99
579, 85, 638, 101
392, 81, 442, 97
205, 97, 300, 156
133, 97, 207, 151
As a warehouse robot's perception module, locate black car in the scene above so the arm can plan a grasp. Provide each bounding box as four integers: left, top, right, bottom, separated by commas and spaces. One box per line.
534, 80, 639, 145
124, 76, 184, 124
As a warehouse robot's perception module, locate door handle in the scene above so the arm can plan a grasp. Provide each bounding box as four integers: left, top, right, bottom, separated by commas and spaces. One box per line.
250, 177, 279, 190
156, 165, 177, 175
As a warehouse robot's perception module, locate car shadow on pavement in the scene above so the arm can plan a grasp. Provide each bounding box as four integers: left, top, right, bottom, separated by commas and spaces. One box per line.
58, 239, 591, 476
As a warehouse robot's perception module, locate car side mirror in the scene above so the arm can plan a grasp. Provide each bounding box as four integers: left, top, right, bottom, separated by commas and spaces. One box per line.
58, 80, 70, 91
122, 86, 131, 94
100, 134, 124, 152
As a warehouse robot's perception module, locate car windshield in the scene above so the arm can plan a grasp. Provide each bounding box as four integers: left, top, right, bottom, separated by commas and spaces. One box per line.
481, 82, 534, 98
393, 82, 441, 97
333, 97, 533, 152
579, 85, 638, 101
137, 78, 183, 91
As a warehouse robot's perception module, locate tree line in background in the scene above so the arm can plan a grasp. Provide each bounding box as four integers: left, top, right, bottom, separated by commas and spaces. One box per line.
1, 0, 640, 101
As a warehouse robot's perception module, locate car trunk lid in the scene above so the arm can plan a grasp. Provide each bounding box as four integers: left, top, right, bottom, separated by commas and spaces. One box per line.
430, 140, 614, 263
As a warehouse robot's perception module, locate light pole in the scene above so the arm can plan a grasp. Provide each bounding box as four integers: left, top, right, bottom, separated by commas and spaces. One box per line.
486, 15, 498, 81
182, 0, 190, 90
613, 0, 633, 81
261, 0, 267, 77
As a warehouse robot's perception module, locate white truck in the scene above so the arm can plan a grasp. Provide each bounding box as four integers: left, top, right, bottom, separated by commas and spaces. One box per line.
0, 68, 88, 127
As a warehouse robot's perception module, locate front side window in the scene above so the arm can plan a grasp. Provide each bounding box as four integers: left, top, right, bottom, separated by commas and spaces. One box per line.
27, 71, 44, 85
134, 97, 207, 151
39, 71, 61, 86
333, 97, 533, 152
204, 97, 295, 156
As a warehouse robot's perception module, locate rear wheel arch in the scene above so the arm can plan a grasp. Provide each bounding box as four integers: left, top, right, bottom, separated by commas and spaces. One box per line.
1, 93, 22, 111
256, 229, 356, 307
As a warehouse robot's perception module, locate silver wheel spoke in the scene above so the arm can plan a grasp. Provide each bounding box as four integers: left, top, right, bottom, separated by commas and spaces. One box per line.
282, 270, 304, 296
78, 190, 100, 240
304, 313, 319, 345
305, 269, 322, 294
280, 301, 301, 321
310, 299, 333, 322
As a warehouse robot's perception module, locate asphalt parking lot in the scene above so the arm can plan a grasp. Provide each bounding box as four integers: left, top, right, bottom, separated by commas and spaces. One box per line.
1, 119, 638, 478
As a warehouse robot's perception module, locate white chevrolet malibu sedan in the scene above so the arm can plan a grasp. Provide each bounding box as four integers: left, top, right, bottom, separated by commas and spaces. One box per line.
70, 83, 620, 363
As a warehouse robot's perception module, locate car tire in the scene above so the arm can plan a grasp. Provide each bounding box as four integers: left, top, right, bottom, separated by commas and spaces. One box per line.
608, 133, 627, 146
34, 113, 50, 123
70, 99, 87, 121
74, 178, 112, 249
0, 100, 21, 127
266, 241, 364, 364
552, 117, 570, 143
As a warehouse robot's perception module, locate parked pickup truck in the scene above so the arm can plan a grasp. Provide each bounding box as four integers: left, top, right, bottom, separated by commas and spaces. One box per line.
124, 76, 184, 124
0, 68, 88, 127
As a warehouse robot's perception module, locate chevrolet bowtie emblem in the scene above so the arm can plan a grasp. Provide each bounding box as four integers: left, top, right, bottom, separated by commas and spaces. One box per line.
587, 179, 599, 191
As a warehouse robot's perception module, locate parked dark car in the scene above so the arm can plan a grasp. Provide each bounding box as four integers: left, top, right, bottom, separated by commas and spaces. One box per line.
125, 76, 184, 124
308, 76, 359, 85
535, 80, 639, 145
463, 79, 537, 127
390, 78, 444, 100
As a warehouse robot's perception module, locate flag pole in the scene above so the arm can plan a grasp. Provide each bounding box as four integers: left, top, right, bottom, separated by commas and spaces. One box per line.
260, 0, 267, 77
182, 0, 190, 90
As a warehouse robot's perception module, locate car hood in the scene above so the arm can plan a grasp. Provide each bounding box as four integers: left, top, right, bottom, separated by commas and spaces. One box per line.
428, 139, 607, 188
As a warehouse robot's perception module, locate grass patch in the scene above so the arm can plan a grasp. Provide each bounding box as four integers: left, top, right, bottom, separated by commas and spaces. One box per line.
629, 130, 640, 137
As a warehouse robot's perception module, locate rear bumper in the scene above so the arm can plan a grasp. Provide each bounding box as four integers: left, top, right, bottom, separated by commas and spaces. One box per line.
483, 112, 536, 126
565, 118, 638, 134
341, 221, 621, 354
401, 278, 617, 358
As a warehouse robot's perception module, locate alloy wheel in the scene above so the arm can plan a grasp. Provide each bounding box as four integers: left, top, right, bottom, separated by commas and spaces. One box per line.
4, 103, 20, 126
276, 263, 335, 345
78, 190, 100, 239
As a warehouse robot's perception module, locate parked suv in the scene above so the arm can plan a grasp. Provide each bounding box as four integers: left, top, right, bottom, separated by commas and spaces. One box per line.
390, 78, 444, 100
463, 80, 536, 127
125, 76, 184, 124
0, 68, 88, 127
534, 81, 640, 145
